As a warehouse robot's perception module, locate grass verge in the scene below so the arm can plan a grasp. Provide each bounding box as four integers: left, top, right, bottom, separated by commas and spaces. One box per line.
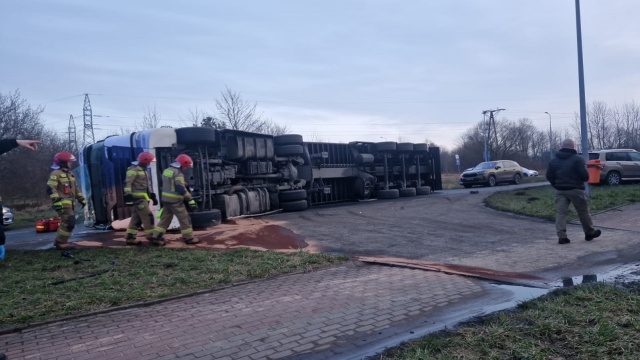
378, 282, 640, 359
0, 248, 347, 328
485, 183, 640, 220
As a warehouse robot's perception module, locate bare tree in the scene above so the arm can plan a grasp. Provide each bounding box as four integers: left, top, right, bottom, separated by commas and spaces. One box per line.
0, 90, 68, 206
137, 105, 162, 130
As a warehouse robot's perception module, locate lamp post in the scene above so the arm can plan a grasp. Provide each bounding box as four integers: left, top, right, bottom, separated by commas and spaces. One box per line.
545, 112, 552, 158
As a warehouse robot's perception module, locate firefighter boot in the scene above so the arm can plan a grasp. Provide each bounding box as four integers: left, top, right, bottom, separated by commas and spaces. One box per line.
125, 234, 142, 246
184, 237, 200, 245
149, 236, 166, 247
54, 242, 76, 250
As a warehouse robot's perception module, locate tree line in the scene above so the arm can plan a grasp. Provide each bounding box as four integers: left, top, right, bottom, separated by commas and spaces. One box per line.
2, 88, 639, 207
439, 101, 640, 173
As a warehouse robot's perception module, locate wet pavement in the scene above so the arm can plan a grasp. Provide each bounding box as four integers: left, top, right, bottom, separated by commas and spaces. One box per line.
2, 183, 640, 359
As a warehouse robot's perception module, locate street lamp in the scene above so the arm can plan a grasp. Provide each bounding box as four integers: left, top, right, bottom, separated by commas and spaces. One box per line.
545, 112, 552, 158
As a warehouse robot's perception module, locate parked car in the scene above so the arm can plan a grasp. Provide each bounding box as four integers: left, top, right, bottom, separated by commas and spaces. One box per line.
459, 160, 523, 188
587, 149, 640, 185
3, 206, 14, 226
522, 168, 539, 177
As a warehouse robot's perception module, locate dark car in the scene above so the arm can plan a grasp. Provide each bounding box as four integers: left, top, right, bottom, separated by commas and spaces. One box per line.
459, 160, 523, 188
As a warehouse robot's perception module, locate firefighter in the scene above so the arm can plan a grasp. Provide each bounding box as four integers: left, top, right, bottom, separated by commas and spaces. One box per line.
47, 151, 86, 250
123, 152, 157, 245
150, 154, 199, 246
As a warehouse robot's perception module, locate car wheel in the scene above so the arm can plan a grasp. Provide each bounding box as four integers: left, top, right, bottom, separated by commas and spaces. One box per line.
513, 174, 522, 185
487, 175, 496, 187
605, 171, 621, 186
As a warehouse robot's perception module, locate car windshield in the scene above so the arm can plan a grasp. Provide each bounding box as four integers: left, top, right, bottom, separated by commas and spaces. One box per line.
473, 162, 496, 170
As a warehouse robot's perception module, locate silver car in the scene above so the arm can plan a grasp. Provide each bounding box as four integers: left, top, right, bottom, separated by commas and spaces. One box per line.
3, 206, 14, 226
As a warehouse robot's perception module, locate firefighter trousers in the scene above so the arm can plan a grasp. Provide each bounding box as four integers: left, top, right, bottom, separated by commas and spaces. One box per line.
152, 202, 194, 241
126, 199, 155, 239
55, 207, 76, 245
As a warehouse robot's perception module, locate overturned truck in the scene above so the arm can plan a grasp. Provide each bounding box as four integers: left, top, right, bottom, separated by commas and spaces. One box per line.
78, 127, 442, 229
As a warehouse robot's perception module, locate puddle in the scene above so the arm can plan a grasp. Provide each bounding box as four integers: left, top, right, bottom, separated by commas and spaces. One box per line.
478, 284, 550, 315
550, 263, 640, 288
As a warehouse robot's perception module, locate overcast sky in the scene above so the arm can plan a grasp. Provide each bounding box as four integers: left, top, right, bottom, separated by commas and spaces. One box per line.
2, 0, 639, 150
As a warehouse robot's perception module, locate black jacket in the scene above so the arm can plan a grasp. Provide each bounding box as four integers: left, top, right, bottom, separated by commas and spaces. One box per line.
546, 148, 589, 190
0, 139, 18, 157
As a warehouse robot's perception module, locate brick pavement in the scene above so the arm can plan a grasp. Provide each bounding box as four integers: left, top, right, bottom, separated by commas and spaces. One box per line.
1, 263, 498, 360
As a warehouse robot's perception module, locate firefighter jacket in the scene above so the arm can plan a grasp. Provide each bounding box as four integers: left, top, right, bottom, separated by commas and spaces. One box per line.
47, 168, 85, 207
160, 166, 192, 204
124, 164, 151, 200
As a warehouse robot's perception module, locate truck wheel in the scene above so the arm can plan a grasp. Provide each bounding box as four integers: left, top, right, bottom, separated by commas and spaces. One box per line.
413, 143, 429, 152
280, 199, 308, 212
399, 187, 417, 197
275, 145, 304, 156
377, 189, 399, 199
189, 209, 222, 229
375, 142, 396, 152
176, 127, 217, 146
274, 134, 303, 146
416, 186, 431, 195
397, 143, 414, 152
269, 192, 280, 211
279, 189, 308, 202
354, 176, 374, 200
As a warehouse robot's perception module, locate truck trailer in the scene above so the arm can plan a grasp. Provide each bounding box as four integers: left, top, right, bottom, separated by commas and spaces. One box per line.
78, 127, 442, 229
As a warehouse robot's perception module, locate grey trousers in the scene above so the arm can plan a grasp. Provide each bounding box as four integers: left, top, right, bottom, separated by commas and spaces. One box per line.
555, 188, 596, 239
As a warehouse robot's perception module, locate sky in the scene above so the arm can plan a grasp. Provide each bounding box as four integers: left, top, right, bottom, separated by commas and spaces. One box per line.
2, 0, 639, 151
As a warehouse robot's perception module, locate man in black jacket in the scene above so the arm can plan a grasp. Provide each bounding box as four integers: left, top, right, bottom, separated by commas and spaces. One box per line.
0, 139, 40, 260
546, 138, 601, 244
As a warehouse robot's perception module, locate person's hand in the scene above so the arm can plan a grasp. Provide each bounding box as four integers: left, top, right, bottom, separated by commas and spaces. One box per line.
149, 193, 158, 206
79, 200, 86, 208
187, 199, 197, 211
52, 199, 63, 215
16, 139, 41, 151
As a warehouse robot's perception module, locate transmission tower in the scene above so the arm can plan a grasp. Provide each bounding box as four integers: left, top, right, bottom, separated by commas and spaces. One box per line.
481, 108, 505, 162
68, 115, 78, 154
82, 93, 95, 147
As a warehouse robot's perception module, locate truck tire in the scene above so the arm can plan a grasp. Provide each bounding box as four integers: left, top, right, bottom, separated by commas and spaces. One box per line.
280, 199, 308, 212
279, 189, 308, 202
399, 187, 417, 197
176, 127, 217, 146
269, 192, 280, 210
397, 143, 414, 152
413, 143, 429, 152
416, 186, 431, 195
375, 142, 396, 152
354, 176, 374, 200
377, 189, 399, 199
275, 145, 304, 156
190, 209, 222, 229
274, 134, 303, 146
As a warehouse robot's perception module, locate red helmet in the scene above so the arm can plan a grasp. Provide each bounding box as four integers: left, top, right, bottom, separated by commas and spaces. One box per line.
176, 154, 193, 168
137, 152, 155, 165
53, 151, 76, 166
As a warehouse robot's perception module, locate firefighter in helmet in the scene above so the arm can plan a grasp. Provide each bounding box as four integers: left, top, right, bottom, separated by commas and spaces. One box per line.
150, 154, 199, 246
123, 151, 157, 245
47, 151, 86, 250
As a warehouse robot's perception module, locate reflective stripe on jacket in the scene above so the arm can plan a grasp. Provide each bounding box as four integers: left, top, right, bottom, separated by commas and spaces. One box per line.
47, 168, 85, 205
160, 167, 192, 203
124, 165, 150, 200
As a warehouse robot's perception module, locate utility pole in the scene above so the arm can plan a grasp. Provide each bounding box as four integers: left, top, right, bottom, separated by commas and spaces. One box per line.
575, 0, 590, 197
545, 112, 552, 159
481, 108, 505, 162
